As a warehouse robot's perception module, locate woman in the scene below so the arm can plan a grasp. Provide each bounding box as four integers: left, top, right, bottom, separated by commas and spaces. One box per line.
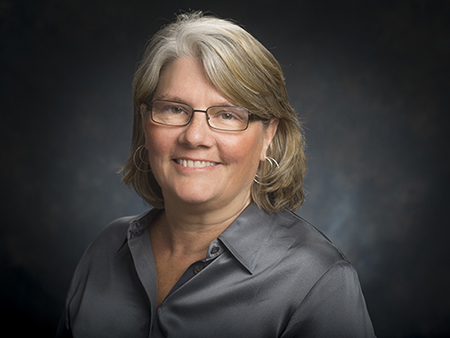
57, 12, 376, 337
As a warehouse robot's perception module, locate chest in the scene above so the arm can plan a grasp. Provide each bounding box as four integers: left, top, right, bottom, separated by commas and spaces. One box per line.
71, 247, 305, 338
153, 254, 200, 307
151, 254, 299, 338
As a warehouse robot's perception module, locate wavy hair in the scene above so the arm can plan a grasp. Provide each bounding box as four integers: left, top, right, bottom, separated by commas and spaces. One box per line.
121, 11, 307, 213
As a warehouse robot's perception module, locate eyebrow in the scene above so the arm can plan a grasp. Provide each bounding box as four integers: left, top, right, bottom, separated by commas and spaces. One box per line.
153, 94, 183, 102
153, 94, 234, 107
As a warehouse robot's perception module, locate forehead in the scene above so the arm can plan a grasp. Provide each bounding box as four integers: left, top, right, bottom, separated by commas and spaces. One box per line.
153, 57, 232, 107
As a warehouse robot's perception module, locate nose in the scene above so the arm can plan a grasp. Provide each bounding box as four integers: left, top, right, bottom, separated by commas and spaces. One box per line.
178, 110, 214, 148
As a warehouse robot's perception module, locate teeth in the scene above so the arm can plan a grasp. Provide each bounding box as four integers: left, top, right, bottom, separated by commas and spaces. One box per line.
176, 159, 217, 168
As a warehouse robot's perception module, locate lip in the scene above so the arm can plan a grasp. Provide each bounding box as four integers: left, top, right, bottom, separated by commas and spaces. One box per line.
173, 158, 220, 169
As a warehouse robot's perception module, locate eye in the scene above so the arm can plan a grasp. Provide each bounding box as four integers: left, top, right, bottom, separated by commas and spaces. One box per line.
219, 112, 237, 120
213, 108, 247, 121
160, 103, 189, 115
169, 106, 186, 114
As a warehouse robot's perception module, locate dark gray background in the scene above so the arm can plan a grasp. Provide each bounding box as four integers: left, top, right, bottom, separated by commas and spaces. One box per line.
1, 0, 449, 337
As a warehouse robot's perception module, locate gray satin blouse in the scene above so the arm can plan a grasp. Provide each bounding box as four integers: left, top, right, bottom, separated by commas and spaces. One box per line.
56, 203, 376, 337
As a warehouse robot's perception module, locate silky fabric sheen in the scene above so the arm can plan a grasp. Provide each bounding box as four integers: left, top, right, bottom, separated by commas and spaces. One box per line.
56, 203, 376, 337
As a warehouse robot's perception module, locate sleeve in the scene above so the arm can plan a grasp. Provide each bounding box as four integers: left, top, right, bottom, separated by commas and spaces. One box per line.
54, 256, 85, 338
280, 261, 376, 338
54, 241, 94, 338
55, 310, 73, 338
54, 217, 131, 338
55, 278, 76, 337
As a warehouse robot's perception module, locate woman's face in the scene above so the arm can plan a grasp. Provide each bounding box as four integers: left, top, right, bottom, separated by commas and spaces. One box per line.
141, 57, 278, 210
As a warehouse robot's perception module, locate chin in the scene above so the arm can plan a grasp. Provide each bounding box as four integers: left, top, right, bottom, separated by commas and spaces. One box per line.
169, 189, 217, 206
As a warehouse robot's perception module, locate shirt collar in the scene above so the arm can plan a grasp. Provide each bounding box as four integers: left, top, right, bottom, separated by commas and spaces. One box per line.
127, 208, 158, 240
123, 203, 275, 274
117, 208, 159, 253
218, 203, 277, 274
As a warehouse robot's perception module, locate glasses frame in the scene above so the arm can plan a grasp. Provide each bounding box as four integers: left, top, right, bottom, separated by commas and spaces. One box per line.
147, 100, 265, 132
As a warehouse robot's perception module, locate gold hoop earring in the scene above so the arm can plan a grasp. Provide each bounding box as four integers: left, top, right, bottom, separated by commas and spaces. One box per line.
254, 157, 279, 185
133, 145, 152, 172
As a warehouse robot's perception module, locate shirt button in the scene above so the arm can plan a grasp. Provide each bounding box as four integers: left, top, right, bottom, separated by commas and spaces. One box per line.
193, 265, 203, 274
210, 246, 220, 254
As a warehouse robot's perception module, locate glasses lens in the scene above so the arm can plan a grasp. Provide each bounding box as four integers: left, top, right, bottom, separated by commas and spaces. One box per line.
207, 106, 250, 131
151, 101, 192, 126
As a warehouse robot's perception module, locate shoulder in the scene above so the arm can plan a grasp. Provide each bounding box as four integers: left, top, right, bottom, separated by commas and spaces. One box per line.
256, 208, 354, 293
66, 209, 155, 293
267, 212, 372, 321
79, 209, 155, 263
271, 210, 348, 266
224, 204, 350, 282
86, 215, 135, 253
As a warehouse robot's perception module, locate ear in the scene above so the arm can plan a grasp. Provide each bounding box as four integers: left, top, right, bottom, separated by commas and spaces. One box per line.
140, 102, 150, 126
260, 118, 279, 161
140, 103, 149, 145
140, 103, 149, 119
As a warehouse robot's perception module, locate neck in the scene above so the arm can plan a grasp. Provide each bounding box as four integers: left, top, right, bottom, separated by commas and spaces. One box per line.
152, 195, 251, 257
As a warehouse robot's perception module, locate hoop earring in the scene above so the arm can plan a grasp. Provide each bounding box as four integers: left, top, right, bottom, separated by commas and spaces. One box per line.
133, 145, 152, 172
254, 157, 279, 185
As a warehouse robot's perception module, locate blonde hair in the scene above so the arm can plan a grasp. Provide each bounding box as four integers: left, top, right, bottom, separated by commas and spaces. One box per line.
121, 11, 307, 213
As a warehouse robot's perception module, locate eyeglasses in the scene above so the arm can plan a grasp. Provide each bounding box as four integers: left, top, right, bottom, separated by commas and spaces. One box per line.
147, 100, 264, 131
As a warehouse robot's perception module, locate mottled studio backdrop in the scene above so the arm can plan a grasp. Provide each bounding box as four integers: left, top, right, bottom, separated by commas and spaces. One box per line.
1, 0, 449, 337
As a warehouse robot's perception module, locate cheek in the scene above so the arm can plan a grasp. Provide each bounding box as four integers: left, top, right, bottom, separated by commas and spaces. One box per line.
143, 124, 172, 161
220, 134, 263, 170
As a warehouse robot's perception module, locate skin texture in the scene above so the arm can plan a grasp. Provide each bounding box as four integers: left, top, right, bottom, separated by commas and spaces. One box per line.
140, 57, 278, 306
141, 57, 278, 219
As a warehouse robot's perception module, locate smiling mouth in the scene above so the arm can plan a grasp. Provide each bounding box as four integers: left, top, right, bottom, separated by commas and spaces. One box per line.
175, 159, 219, 168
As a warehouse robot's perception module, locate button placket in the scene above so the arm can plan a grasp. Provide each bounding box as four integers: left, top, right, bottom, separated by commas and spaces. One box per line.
207, 240, 223, 259
193, 265, 204, 274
